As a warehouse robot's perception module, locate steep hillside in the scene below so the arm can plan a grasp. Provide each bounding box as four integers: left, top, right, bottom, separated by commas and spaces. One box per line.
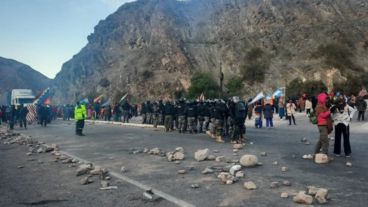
0, 57, 51, 94
53, 0, 368, 103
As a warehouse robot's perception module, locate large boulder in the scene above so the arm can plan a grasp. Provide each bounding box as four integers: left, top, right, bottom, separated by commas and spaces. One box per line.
239, 155, 258, 167
315, 188, 329, 204
314, 153, 329, 164
194, 149, 209, 161
293, 191, 313, 205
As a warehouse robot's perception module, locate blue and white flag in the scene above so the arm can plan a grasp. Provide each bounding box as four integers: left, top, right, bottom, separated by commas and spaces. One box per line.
272, 88, 283, 97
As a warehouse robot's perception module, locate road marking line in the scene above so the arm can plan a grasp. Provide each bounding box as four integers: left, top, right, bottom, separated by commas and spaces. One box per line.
60, 151, 195, 207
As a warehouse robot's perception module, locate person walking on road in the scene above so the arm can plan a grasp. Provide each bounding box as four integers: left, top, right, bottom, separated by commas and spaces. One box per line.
314, 93, 332, 155
331, 98, 352, 157
264, 101, 274, 128
286, 99, 296, 125
75, 102, 87, 136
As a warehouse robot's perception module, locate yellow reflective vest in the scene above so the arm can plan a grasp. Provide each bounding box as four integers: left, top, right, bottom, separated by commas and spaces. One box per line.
75, 104, 87, 120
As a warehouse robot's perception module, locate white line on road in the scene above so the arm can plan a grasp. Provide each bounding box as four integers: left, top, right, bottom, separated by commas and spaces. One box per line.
60, 150, 196, 207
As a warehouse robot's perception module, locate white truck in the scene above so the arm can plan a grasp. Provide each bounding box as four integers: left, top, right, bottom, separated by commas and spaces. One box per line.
11, 89, 35, 106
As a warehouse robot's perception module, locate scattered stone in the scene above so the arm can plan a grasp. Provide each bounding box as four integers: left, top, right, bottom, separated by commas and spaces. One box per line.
304, 141, 311, 145
100, 186, 118, 190
281, 192, 289, 198
104, 176, 111, 180
273, 161, 278, 165
201, 168, 214, 174
80, 176, 93, 185
239, 154, 258, 167
120, 166, 127, 173
315, 188, 329, 204
282, 180, 292, 186
207, 155, 216, 160
218, 172, 235, 184
36, 148, 43, 153
143, 148, 149, 153
90, 166, 103, 175
101, 180, 110, 188
62, 158, 73, 164
243, 181, 257, 190
213, 150, 220, 153
76, 163, 93, 176
256, 162, 263, 166
281, 166, 288, 172
250, 142, 254, 145
27, 158, 35, 161
173, 152, 185, 160
26, 152, 32, 156
149, 148, 161, 155
233, 149, 239, 153
38, 160, 44, 164
233, 144, 243, 150
194, 148, 209, 161
260, 152, 267, 156
235, 171, 244, 178
303, 154, 313, 159
293, 191, 313, 205
17, 166, 24, 169
346, 162, 352, 167
270, 181, 280, 189
229, 165, 242, 175
215, 156, 226, 162
315, 153, 329, 164
307, 186, 319, 196
301, 137, 308, 143
191, 184, 200, 189
175, 147, 184, 153
174, 161, 181, 164
143, 189, 160, 201
177, 170, 186, 174
58, 155, 68, 161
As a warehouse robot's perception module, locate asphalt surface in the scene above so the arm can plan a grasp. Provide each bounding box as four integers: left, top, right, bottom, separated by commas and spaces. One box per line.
1, 113, 368, 207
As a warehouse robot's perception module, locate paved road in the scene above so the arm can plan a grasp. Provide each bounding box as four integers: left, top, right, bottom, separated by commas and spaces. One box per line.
7, 114, 368, 206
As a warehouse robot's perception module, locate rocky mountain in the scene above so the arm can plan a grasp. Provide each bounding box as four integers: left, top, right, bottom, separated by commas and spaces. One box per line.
0, 57, 51, 94
53, 0, 368, 103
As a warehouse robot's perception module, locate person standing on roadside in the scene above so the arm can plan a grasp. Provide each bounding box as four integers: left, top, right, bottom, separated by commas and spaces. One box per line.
264, 100, 274, 128
331, 98, 351, 157
314, 93, 332, 155
305, 97, 313, 117
286, 99, 296, 125
19, 104, 28, 129
356, 97, 367, 121
75, 102, 87, 136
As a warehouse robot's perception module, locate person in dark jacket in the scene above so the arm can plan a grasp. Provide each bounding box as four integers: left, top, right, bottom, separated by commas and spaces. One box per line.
176, 99, 186, 133
19, 104, 29, 129
263, 101, 274, 128
186, 101, 197, 134
39, 105, 48, 127
164, 101, 175, 132
213, 100, 227, 143
356, 97, 367, 121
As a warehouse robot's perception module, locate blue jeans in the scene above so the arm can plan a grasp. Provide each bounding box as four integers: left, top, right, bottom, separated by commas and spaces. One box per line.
266, 118, 273, 127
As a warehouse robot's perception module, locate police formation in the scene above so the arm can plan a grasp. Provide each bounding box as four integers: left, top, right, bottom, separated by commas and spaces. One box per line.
140, 97, 248, 144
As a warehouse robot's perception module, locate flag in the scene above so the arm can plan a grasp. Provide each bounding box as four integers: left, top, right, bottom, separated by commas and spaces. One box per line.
26, 104, 37, 123
272, 88, 283, 98
249, 92, 265, 105
119, 93, 129, 103
44, 97, 51, 105
33, 88, 50, 105
93, 94, 104, 103
80, 98, 89, 104
198, 93, 205, 101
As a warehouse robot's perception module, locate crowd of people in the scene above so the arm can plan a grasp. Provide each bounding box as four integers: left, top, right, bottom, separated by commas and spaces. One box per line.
1, 89, 367, 157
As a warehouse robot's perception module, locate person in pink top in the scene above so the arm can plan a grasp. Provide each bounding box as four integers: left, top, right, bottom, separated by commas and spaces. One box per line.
314, 93, 332, 155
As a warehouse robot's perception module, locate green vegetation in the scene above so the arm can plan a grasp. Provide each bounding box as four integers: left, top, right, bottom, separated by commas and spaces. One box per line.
334, 73, 368, 95
141, 70, 154, 80
312, 43, 362, 74
240, 47, 270, 84
187, 72, 219, 99
286, 78, 327, 98
225, 76, 244, 96
99, 78, 110, 87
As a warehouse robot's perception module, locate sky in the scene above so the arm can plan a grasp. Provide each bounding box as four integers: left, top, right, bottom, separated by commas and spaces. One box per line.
0, 0, 133, 79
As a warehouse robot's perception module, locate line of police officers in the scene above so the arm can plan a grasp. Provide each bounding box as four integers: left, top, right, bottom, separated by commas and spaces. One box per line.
140, 96, 248, 143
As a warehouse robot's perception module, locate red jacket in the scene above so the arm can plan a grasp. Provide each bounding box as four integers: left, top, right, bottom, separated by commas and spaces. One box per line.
316, 93, 331, 126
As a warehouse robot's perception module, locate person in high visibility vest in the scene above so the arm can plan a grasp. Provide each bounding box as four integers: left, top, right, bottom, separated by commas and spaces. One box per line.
75, 102, 87, 136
